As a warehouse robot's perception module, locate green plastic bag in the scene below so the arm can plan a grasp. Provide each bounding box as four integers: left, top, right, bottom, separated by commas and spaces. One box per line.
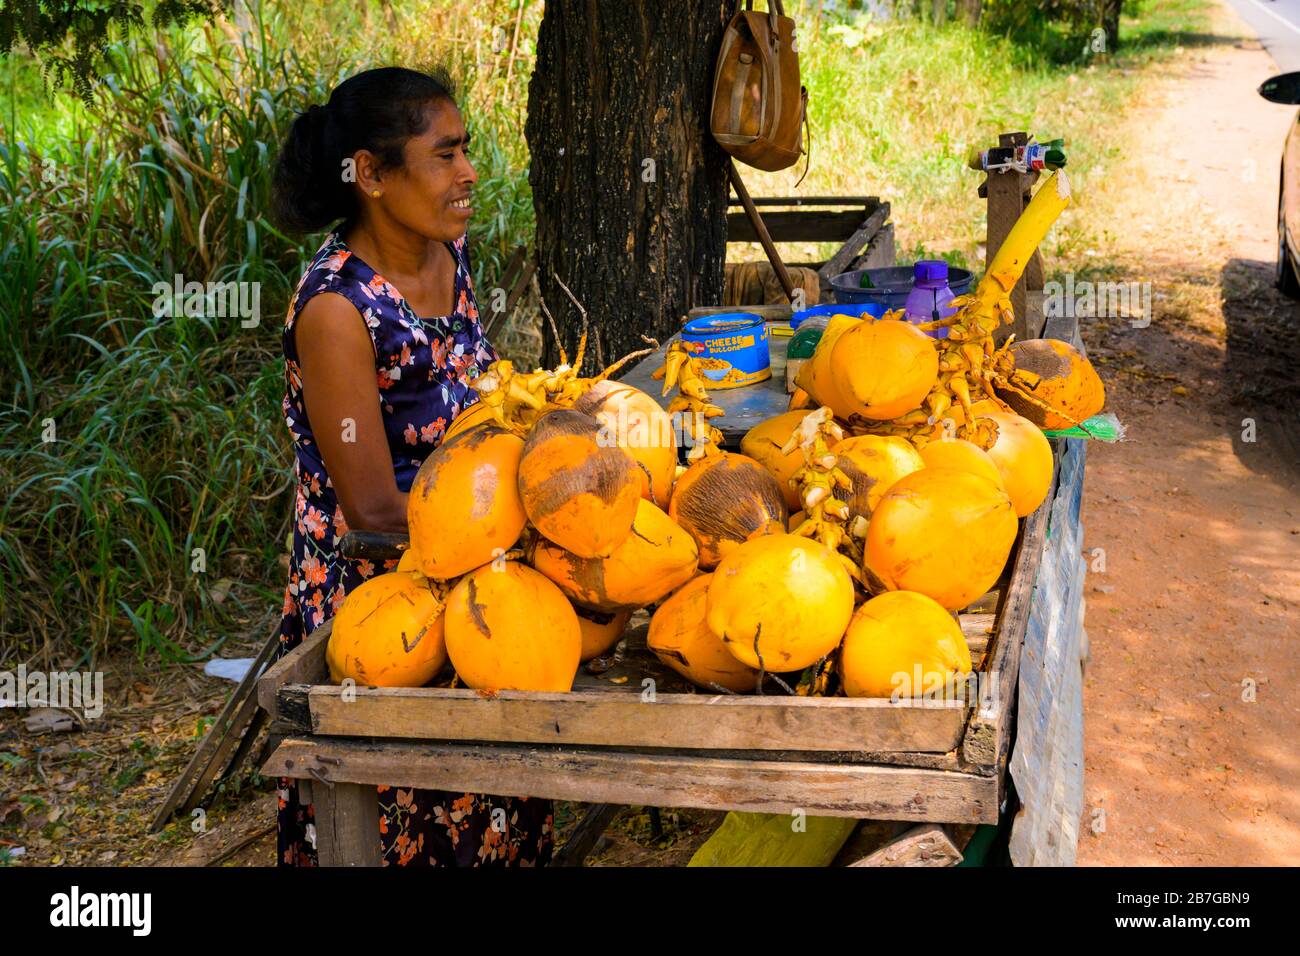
688, 811, 857, 867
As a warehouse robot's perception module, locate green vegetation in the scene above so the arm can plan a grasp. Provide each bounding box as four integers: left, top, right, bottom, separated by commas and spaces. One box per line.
740, 0, 1214, 267
1, 0, 1210, 660
1, 0, 539, 657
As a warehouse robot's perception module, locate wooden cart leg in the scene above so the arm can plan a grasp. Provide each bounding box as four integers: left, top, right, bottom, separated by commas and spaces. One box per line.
553, 803, 622, 867
312, 782, 381, 867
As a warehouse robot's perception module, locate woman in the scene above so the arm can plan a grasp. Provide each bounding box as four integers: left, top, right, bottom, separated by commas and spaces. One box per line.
271, 67, 552, 867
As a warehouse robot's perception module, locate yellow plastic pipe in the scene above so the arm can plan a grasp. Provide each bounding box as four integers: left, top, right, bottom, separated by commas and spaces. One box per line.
973, 169, 1072, 315
687, 811, 857, 867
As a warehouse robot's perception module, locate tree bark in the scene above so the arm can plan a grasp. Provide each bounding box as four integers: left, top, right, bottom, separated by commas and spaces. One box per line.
525, 0, 733, 373
958, 0, 981, 28
1101, 0, 1121, 53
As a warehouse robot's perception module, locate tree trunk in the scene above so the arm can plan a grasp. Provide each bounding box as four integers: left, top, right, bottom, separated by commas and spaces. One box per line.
525, 0, 733, 373
1101, 0, 1121, 53
958, 0, 981, 28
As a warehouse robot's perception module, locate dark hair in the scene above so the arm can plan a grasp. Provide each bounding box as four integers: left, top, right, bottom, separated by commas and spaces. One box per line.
272, 67, 458, 233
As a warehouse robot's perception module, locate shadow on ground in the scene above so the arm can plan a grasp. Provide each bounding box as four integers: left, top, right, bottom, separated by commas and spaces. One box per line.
1221, 257, 1300, 482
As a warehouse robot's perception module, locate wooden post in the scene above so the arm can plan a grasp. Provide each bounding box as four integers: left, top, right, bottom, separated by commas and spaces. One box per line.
982, 132, 1046, 344
728, 161, 797, 302
313, 782, 382, 867
553, 803, 622, 866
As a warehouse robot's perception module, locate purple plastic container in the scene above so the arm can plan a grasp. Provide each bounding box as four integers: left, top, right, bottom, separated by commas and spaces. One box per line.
903, 260, 956, 340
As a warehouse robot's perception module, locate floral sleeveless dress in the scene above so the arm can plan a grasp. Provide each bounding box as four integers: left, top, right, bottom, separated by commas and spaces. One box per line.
276, 230, 554, 867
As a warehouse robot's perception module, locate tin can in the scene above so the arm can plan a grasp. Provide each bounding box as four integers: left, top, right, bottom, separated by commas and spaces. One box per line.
681, 313, 771, 389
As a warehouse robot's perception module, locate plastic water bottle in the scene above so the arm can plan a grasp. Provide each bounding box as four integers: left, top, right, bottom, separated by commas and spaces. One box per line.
904, 260, 956, 339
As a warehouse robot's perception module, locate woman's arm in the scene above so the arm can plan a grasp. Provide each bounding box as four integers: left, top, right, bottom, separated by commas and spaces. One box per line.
294, 293, 409, 534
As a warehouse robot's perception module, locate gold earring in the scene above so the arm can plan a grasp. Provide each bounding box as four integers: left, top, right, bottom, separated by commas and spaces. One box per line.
371, 189, 381, 198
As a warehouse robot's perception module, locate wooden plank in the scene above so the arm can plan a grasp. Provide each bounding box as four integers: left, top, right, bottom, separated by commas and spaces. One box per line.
961, 612, 996, 667
552, 803, 621, 867
506, 258, 537, 310
263, 738, 1000, 824
686, 303, 793, 321
845, 823, 963, 867
849, 221, 896, 272
149, 632, 279, 832
213, 706, 268, 790
960, 464, 1058, 771
304, 684, 970, 753
730, 196, 878, 208
983, 132, 1046, 345
485, 248, 538, 341
257, 624, 331, 714
1041, 305, 1084, 351
817, 202, 891, 285
312, 782, 381, 867
179, 684, 266, 817
728, 209, 874, 244
832, 821, 910, 865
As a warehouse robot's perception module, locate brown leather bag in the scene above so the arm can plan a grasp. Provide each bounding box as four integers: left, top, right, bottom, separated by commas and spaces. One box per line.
710, 0, 808, 173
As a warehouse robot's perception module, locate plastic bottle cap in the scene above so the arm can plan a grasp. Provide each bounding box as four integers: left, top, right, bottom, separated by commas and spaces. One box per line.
913, 260, 949, 283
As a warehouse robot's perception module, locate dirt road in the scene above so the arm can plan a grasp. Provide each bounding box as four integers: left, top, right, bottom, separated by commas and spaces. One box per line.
1074, 0, 1300, 865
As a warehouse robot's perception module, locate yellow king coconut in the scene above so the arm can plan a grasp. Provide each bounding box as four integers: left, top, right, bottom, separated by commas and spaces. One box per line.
648, 574, 759, 693
575, 605, 632, 662
832, 434, 925, 520
793, 313, 862, 420
830, 319, 939, 420
408, 426, 527, 580
864, 468, 1018, 611
996, 338, 1105, 429
707, 534, 855, 672
982, 411, 1054, 517
840, 591, 972, 699
917, 437, 1005, 491
572, 379, 678, 508
444, 562, 581, 692
326, 572, 448, 687
668, 451, 788, 569
517, 408, 642, 558
530, 498, 699, 612
740, 410, 812, 511
442, 399, 497, 442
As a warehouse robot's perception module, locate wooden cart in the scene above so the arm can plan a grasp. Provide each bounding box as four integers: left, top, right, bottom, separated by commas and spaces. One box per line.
258, 138, 1090, 866
256, 316, 1080, 866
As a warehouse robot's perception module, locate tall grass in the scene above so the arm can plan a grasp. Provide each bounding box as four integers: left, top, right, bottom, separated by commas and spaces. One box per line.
0, 0, 540, 660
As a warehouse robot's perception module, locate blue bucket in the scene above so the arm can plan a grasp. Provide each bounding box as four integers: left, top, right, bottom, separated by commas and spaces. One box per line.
682, 313, 771, 388
830, 265, 974, 309
790, 302, 887, 329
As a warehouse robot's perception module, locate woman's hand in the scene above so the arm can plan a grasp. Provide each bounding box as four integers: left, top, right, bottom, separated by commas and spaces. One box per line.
295, 292, 409, 534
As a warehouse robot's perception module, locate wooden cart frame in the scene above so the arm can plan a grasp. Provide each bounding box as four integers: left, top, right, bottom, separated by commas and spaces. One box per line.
257, 470, 1052, 865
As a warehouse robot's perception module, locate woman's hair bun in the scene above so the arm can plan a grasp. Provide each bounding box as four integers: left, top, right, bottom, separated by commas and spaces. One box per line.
272, 67, 457, 234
